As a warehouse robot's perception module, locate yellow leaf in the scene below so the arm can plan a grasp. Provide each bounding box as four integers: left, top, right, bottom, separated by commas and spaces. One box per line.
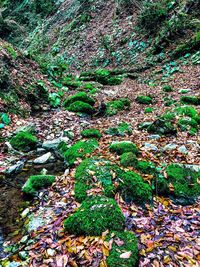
120, 251, 132, 259
102, 245, 109, 256
163, 255, 171, 264
168, 246, 177, 252
100, 260, 107, 267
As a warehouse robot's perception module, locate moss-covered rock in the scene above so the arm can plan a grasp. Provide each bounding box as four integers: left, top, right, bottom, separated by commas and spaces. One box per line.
144, 107, 154, 113
64, 196, 125, 236
106, 231, 138, 267
120, 152, 138, 167
110, 141, 138, 155
147, 119, 177, 135
105, 122, 132, 136
178, 117, 198, 131
22, 175, 55, 196
63, 92, 95, 108
175, 106, 197, 118
118, 171, 152, 204
10, 131, 38, 151
66, 101, 95, 114
136, 95, 153, 104
181, 96, 200, 105
63, 139, 99, 166
136, 161, 156, 174
166, 164, 200, 200
162, 85, 173, 92
81, 128, 102, 139
106, 98, 130, 116
75, 158, 124, 202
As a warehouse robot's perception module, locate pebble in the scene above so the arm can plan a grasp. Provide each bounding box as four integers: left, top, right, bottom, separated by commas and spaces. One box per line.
21, 208, 30, 219
162, 143, 178, 151
34, 152, 53, 164
144, 142, 159, 152
178, 145, 188, 154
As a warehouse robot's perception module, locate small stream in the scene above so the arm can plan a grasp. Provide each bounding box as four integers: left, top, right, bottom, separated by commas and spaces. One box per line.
0, 160, 65, 258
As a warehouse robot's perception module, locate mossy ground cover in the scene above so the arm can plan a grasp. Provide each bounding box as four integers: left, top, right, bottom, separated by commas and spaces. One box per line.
105, 122, 132, 136
10, 131, 38, 151
63, 92, 95, 108
22, 175, 55, 196
64, 196, 125, 236
110, 141, 138, 155
62, 139, 99, 166
74, 158, 124, 202
66, 101, 95, 114
81, 128, 102, 139
106, 98, 130, 116
106, 231, 138, 267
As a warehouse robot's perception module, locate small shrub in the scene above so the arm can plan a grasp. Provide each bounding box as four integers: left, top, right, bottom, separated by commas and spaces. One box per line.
120, 152, 138, 167
106, 231, 138, 267
22, 175, 55, 196
63, 139, 99, 166
10, 131, 38, 151
110, 141, 138, 155
81, 128, 102, 139
63, 92, 95, 108
66, 101, 95, 114
64, 196, 125, 236
136, 95, 153, 104
163, 85, 173, 92
181, 96, 200, 105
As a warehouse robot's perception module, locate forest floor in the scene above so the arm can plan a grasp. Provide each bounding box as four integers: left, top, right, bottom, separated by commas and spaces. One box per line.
0, 62, 200, 267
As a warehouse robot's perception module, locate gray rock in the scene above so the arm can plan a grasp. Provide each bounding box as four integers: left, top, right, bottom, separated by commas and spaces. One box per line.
138, 122, 152, 130
19, 251, 28, 260
162, 143, 178, 151
33, 152, 53, 164
8, 262, 21, 267
15, 123, 36, 134
42, 137, 69, 150
21, 208, 30, 219
5, 160, 26, 175
144, 143, 159, 152
148, 134, 161, 140
20, 235, 29, 244
178, 145, 188, 154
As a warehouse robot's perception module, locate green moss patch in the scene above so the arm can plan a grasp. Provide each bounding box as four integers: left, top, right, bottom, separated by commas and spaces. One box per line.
136, 95, 153, 104
118, 171, 152, 204
181, 96, 200, 105
105, 122, 132, 136
63, 92, 95, 108
10, 131, 38, 151
64, 196, 125, 236
166, 164, 200, 200
75, 158, 124, 202
144, 107, 154, 113
66, 101, 95, 114
120, 152, 138, 168
162, 85, 173, 92
62, 139, 99, 166
178, 118, 198, 131
81, 128, 102, 139
106, 98, 130, 116
147, 119, 177, 135
106, 231, 138, 267
22, 175, 55, 196
110, 141, 138, 155
175, 106, 198, 118
136, 161, 156, 174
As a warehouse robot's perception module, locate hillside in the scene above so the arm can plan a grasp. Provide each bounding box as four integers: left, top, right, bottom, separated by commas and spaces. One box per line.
0, 1, 200, 267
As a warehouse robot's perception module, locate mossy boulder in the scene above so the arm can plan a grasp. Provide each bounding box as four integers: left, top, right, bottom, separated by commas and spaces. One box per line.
22, 175, 55, 196
81, 128, 102, 139
75, 158, 124, 202
181, 96, 200, 105
110, 141, 138, 155
175, 106, 198, 118
106, 231, 138, 267
136, 95, 153, 104
106, 98, 130, 116
118, 171, 152, 204
10, 131, 38, 151
166, 164, 200, 200
147, 119, 177, 135
120, 152, 138, 167
162, 85, 173, 92
62, 139, 99, 166
66, 101, 95, 114
63, 92, 95, 108
105, 122, 132, 136
136, 161, 156, 174
64, 196, 125, 236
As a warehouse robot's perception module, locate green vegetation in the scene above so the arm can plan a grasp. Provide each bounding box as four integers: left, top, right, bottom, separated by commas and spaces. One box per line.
136, 95, 153, 104
175, 106, 198, 118
144, 107, 154, 113
64, 196, 125, 236
181, 96, 200, 105
118, 171, 152, 204
66, 101, 95, 114
106, 231, 138, 267
147, 119, 177, 135
10, 131, 38, 151
63, 92, 95, 108
74, 158, 123, 202
162, 85, 173, 92
22, 175, 55, 196
81, 128, 102, 139
178, 118, 198, 131
106, 98, 130, 116
110, 141, 138, 155
62, 139, 99, 166
136, 161, 156, 174
120, 152, 138, 167
166, 164, 200, 200
105, 122, 132, 136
